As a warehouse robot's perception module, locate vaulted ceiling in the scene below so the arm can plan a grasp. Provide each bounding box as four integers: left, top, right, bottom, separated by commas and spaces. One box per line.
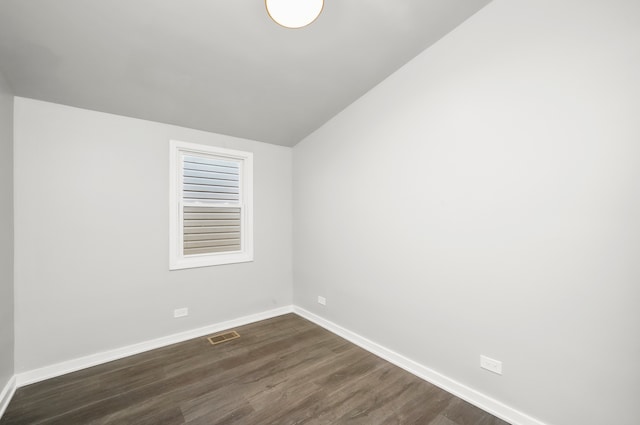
0, 0, 491, 146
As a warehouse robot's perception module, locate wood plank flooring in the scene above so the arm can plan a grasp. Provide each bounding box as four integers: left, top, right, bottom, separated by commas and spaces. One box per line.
1, 314, 510, 425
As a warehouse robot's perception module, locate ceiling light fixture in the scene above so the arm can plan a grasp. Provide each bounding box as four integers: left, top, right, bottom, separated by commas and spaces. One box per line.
265, 0, 324, 29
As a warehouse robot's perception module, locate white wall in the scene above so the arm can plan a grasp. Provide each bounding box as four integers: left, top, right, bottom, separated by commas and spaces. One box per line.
293, 1, 640, 424
0, 71, 14, 393
13, 98, 292, 372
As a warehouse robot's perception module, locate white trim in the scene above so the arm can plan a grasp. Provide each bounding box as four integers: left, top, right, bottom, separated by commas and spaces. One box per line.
169, 139, 254, 270
10, 305, 549, 425
0, 376, 16, 419
294, 306, 550, 425
16, 306, 293, 387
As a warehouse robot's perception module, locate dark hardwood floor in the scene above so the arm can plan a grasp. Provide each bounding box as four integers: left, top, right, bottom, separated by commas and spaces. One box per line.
1, 314, 510, 425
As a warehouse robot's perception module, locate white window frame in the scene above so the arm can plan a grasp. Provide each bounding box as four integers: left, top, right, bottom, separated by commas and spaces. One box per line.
169, 140, 253, 270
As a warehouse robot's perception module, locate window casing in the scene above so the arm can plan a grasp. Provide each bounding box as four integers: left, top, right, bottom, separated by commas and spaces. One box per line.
170, 140, 253, 269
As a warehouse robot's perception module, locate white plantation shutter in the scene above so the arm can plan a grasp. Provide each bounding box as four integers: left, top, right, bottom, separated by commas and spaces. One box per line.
182, 156, 240, 202
170, 141, 253, 269
182, 155, 242, 255
183, 206, 241, 254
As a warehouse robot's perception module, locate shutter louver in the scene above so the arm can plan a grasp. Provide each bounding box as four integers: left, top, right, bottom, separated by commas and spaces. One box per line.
182, 155, 242, 256
183, 156, 240, 202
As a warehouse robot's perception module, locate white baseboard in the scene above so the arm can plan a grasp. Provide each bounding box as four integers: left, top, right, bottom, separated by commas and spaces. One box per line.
16, 305, 294, 387
0, 375, 16, 419
11, 304, 548, 425
294, 306, 549, 425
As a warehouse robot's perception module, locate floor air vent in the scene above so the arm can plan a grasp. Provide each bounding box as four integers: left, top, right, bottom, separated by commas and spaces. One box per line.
207, 330, 240, 345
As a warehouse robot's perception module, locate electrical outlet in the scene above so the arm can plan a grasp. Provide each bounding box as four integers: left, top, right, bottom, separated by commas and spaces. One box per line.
317, 296, 326, 306
174, 308, 189, 318
480, 355, 502, 375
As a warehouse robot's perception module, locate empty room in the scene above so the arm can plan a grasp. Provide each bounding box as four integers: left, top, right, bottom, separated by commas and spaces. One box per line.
0, 0, 638, 424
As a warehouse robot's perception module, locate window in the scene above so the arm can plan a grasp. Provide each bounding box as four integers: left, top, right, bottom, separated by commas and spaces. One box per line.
169, 140, 253, 269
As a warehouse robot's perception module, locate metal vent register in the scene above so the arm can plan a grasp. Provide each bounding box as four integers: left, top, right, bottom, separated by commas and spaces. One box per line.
207, 330, 240, 345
